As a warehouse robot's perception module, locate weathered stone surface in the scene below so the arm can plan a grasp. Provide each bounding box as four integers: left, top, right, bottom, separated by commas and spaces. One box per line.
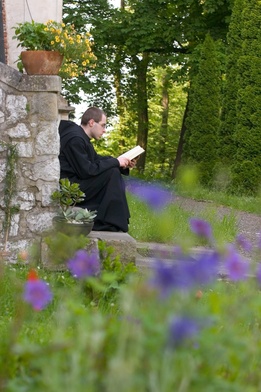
16, 141, 34, 157
35, 123, 59, 155
18, 75, 62, 93
40, 236, 99, 271
0, 111, 4, 124
0, 62, 74, 260
41, 183, 58, 207
31, 93, 58, 121
26, 211, 55, 234
9, 214, 20, 237
6, 239, 34, 264
0, 64, 62, 93
7, 123, 30, 138
6, 94, 28, 123
15, 191, 35, 210
88, 231, 137, 264
0, 160, 6, 182
0, 62, 24, 89
31, 158, 60, 181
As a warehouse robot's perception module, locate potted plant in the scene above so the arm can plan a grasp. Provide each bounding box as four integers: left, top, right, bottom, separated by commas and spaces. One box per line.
12, 20, 96, 77
51, 178, 97, 236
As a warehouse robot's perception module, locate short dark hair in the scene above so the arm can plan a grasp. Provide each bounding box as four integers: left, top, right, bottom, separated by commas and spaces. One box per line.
81, 107, 106, 125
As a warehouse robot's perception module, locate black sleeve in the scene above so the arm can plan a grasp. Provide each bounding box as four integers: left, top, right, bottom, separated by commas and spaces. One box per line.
120, 167, 130, 176
63, 137, 120, 179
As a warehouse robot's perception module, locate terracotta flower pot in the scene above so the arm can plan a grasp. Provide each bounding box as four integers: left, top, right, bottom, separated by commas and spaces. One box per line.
21, 51, 64, 75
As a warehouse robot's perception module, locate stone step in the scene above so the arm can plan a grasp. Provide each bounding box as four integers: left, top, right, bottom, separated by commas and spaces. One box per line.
136, 241, 212, 259
135, 242, 253, 279
135, 255, 228, 276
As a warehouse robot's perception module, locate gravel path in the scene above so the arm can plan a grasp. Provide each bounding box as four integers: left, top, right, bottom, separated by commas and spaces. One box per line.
175, 196, 261, 249
136, 196, 261, 268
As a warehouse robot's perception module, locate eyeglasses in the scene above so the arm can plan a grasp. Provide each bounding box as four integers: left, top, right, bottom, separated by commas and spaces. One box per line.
96, 121, 106, 129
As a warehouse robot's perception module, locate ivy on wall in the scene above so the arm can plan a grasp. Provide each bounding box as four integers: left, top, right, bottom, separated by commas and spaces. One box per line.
0, 141, 19, 253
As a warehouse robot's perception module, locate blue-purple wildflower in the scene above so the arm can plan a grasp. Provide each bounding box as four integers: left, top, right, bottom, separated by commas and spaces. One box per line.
150, 260, 180, 297
23, 270, 53, 311
127, 179, 174, 210
235, 234, 252, 253
223, 245, 249, 281
150, 250, 219, 297
189, 218, 213, 242
67, 249, 100, 279
256, 263, 261, 285
168, 315, 201, 348
257, 233, 261, 250
184, 251, 220, 287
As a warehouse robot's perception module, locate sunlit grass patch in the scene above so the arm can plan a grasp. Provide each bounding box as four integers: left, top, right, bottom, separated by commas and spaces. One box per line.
127, 193, 238, 247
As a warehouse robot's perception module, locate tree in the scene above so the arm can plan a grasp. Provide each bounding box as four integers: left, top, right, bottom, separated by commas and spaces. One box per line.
62, 0, 231, 173
230, 0, 261, 195
219, 0, 244, 166
182, 34, 222, 186
148, 66, 187, 179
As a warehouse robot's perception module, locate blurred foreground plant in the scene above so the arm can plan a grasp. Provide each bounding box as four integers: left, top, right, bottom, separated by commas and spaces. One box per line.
1, 179, 261, 391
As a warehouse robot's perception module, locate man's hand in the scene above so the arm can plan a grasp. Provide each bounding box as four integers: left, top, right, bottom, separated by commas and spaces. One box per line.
129, 159, 137, 168
117, 156, 132, 169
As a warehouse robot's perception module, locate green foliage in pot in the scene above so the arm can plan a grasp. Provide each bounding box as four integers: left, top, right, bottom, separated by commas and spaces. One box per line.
51, 178, 97, 224
12, 19, 96, 78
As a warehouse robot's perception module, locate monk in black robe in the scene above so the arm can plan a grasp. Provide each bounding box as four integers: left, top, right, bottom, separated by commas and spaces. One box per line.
58, 107, 134, 232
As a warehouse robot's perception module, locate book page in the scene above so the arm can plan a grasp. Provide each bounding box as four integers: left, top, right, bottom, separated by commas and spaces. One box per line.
119, 145, 145, 161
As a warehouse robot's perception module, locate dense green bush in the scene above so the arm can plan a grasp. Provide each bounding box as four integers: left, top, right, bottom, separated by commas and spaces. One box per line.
183, 34, 221, 187
230, 0, 261, 195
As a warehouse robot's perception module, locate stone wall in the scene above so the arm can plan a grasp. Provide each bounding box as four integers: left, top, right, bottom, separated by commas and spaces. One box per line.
0, 62, 68, 261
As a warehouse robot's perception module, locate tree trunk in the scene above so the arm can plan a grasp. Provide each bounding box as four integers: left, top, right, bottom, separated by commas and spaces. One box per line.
159, 72, 169, 165
133, 52, 149, 172
171, 93, 189, 179
114, 49, 125, 147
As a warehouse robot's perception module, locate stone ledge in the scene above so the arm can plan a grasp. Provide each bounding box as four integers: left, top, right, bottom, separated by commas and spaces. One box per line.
88, 231, 137, 265
0, 62, 61, 92
40, 231, 137, 271
19, 74, 62, 92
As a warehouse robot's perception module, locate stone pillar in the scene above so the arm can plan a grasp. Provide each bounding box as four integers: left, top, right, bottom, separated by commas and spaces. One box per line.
0, 62, 66, 261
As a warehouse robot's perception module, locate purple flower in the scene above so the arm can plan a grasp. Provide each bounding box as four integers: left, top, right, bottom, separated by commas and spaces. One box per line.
184, 251, 220, 287
150, 251, 219, 297
257, 233, 261, 250
150, 260, 178, 297
168, 315, 201, 348
256, 263, 261, 285
127, 179, 174, 210
223, 245, 249, 281
235, 234, 252, 253
67, 249, 100, 279
23, 270, 53, 311
189, 218, 213, 242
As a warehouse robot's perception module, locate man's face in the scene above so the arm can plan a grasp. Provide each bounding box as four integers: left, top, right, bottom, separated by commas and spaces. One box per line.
91, 114, 107, 140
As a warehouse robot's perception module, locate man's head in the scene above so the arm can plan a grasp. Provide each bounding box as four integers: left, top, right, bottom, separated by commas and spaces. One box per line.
81, 106, 107, 140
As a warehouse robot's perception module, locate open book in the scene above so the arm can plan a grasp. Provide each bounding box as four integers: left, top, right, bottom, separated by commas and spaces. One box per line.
119, 145, 145, 161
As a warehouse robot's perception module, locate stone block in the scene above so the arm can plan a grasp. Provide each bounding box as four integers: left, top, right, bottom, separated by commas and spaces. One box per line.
40, 236, 98, 271
88, 231, 137, 265
40, 231, 137, 271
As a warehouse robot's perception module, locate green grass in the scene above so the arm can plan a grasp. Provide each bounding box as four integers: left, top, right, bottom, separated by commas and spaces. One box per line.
175, 184, 261, 215
1, 186, 261, 391
127, 192, 238, 247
